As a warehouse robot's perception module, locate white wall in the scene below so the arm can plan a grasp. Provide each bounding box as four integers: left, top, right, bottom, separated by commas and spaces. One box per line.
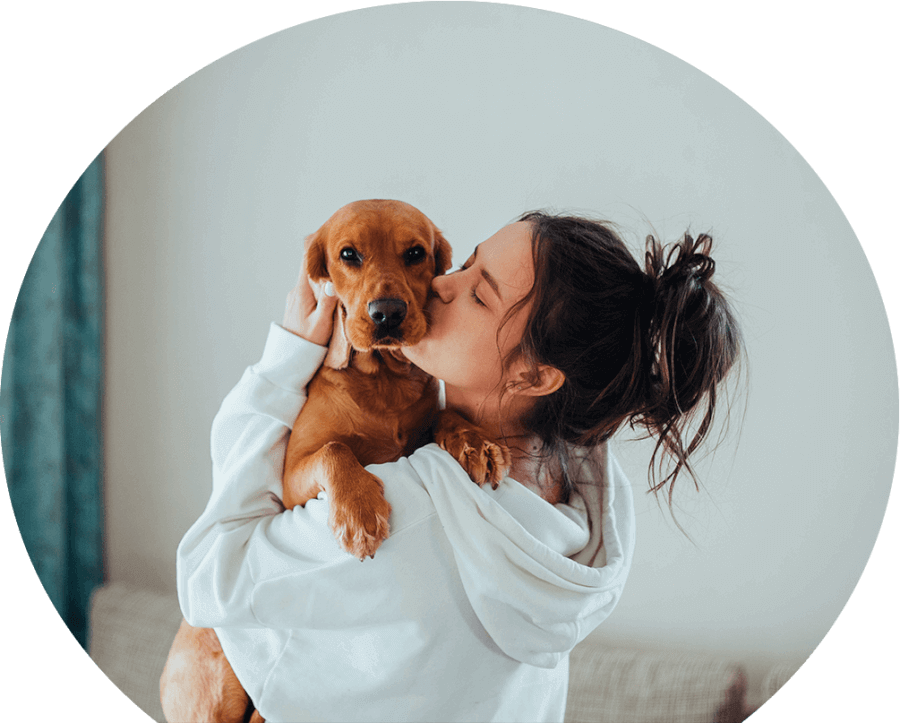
103, 3, 895, 670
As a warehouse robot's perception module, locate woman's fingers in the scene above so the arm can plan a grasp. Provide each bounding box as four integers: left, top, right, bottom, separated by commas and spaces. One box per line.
282, 259, 338, 345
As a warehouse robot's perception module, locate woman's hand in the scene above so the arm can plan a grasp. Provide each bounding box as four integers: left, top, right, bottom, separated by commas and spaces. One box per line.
282, 259, 339, 346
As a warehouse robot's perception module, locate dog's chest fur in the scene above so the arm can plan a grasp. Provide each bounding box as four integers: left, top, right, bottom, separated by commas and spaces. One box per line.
308, 351, 439, 465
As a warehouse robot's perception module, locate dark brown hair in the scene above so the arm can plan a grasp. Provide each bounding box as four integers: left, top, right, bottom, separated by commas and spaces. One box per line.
500, 211, 743, 507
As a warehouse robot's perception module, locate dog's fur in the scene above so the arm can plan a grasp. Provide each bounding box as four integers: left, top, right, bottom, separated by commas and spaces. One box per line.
161, 200, 510, 723
279, 199, 452, 559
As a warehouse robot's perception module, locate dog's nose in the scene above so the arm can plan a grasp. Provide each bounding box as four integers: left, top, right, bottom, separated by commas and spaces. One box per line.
368, 298, 408, 329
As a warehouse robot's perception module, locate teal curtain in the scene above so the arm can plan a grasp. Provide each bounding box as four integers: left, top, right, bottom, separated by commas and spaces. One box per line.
0, 154, 105, 648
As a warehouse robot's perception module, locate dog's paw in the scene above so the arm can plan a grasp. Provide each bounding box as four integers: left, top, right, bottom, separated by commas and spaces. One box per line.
328, 471, 392, 561
437, 427, 512, 490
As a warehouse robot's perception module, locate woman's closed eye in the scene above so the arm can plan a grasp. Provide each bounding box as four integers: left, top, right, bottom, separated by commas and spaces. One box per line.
453, 259, 487, 308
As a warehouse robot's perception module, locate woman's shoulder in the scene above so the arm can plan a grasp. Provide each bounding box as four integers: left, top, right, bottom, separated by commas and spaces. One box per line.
364, 444, 465, 535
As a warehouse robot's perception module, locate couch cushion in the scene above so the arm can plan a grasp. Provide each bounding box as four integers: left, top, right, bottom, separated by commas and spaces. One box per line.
88, 582, 183, 723
566, 640, 747, 723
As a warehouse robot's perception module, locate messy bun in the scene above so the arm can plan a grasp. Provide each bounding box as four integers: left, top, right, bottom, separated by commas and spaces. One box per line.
503, 211, 743, 507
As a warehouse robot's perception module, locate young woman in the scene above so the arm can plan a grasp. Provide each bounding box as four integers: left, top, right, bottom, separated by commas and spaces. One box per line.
173, 211, 742, 723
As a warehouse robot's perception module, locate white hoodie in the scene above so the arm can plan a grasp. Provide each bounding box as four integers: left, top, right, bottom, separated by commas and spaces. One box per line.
177, 323, 636, 723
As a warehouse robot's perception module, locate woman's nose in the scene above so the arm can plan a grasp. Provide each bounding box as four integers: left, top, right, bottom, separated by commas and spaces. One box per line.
431, 273, 455, 303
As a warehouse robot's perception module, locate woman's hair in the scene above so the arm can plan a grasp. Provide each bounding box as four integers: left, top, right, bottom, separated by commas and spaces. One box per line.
501, 211, 744, 507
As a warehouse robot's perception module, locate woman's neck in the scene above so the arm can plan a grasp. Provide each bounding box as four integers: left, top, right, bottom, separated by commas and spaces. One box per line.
443, 383, 527, 440
505, 438, 564, 505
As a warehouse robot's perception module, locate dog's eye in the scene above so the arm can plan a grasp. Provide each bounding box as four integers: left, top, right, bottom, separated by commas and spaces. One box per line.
404, 246, 427, 265
340, 248, 362, 265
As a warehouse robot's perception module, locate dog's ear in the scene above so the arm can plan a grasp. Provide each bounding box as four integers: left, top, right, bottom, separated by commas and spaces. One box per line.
323, 304, 352, 370
432, 228, 453, 276
304, 229, 329, 281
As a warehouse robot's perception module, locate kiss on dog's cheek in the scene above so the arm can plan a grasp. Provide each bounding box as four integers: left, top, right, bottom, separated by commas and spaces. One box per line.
404, 222, 535, 422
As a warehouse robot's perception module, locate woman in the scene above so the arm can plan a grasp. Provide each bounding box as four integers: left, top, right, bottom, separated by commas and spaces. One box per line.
173, 211, 742, 722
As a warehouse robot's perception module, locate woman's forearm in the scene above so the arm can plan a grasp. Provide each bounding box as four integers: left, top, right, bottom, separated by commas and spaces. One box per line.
176, 323, 327, 627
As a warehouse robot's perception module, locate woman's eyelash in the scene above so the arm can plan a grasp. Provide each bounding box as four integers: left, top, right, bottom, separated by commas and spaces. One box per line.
453, 261, 485, 306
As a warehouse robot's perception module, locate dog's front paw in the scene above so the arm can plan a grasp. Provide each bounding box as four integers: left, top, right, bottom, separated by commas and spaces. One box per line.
328, 470, 392, 560
435, 417, 512, 489
447, 431, 512, 489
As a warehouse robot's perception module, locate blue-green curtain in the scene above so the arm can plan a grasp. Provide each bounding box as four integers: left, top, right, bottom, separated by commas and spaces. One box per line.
0, 154, 105, 648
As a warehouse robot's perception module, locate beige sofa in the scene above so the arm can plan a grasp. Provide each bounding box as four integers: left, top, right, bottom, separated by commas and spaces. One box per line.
88, 582, 798, 722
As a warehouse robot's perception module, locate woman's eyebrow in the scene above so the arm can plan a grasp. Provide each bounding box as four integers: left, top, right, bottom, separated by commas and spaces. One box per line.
480, 269, 501, 301
471, 245, 502, 301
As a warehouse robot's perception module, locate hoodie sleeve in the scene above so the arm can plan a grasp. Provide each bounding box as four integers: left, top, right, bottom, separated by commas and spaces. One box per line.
176, 322, 334, 627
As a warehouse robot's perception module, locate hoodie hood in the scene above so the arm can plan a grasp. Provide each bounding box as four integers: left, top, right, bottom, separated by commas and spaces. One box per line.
410, 443, 635, 669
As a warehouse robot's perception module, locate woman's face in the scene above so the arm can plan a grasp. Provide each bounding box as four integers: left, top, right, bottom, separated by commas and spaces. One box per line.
404, 221, 535, 405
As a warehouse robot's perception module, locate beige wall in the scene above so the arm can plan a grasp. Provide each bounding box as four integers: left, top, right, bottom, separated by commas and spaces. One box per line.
102, 3, 894, 671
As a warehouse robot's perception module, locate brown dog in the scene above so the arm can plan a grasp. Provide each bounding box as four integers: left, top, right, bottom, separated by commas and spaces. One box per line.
161, 200, 510, 723
280, 199, 451, 559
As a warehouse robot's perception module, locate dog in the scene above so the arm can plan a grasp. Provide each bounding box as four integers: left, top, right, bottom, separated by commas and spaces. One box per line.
280, 199, 451, 560
161, 200, 511, 723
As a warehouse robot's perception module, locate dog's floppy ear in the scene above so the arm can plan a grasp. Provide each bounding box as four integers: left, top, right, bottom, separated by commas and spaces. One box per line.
323, 303, 352, 370
432, 228, 453, 276
304, 229, 329, 281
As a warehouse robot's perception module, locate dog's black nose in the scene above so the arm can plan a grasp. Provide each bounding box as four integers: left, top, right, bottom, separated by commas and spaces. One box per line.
368, 298, 407, 329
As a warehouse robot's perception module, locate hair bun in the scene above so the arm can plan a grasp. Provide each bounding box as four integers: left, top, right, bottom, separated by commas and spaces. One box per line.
646, 232, 715, 291
639, 232, 715, 335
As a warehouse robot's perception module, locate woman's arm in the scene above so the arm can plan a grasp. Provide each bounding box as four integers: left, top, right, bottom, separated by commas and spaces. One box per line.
176, 322, 329, 627
176, 266, 340, 628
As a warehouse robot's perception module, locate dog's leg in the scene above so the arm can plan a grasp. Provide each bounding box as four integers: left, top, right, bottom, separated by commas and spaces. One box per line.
283, 441, 392, 560
433, 409, 512, 489
160, 620, 254, 723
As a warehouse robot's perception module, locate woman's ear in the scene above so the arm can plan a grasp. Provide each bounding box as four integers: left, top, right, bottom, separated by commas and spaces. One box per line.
509, 363, 565, 397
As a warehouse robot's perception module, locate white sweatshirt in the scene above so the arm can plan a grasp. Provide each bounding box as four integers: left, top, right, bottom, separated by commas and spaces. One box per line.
176, 322, 636, 723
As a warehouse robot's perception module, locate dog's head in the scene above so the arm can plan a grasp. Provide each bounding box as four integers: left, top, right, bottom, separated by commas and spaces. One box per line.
304, 200, 452, 365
